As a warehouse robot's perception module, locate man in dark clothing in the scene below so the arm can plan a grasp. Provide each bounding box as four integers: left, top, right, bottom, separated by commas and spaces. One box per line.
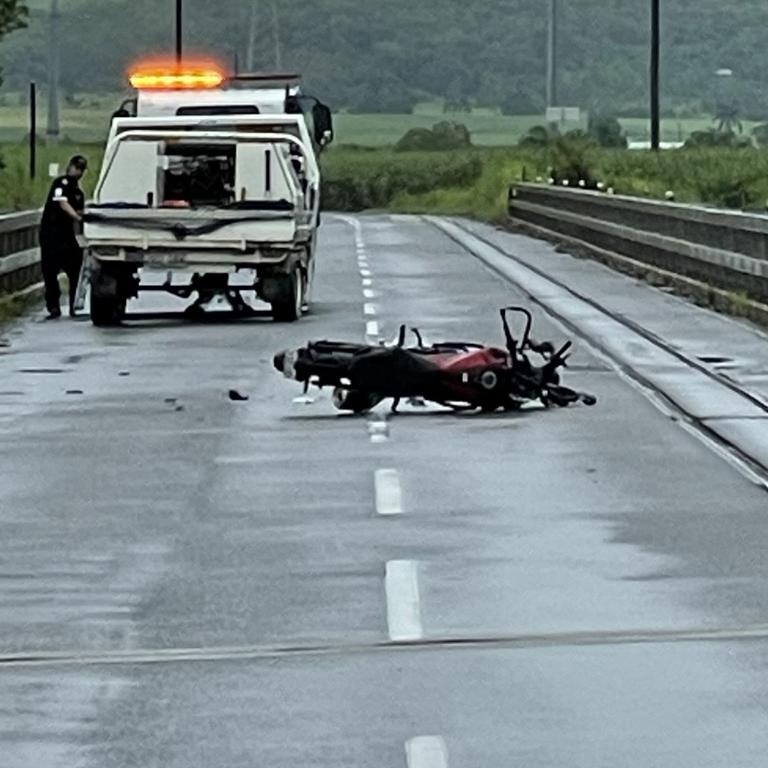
39, 155, 88, 319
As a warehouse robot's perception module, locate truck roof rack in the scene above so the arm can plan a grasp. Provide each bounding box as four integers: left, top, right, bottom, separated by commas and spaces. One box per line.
226, 72, 302, 90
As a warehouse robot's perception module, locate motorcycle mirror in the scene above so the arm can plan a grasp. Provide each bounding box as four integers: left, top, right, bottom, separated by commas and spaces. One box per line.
410, 327, 424, 346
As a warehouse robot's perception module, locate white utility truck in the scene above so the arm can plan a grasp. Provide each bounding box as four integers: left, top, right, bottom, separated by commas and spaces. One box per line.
81, 63, 333, 325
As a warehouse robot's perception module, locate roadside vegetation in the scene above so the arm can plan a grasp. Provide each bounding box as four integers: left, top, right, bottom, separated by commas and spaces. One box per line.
322, 139, 768, 219
4, 133, 768, 222
1, 99, 768, 220
0, 142, 102, 211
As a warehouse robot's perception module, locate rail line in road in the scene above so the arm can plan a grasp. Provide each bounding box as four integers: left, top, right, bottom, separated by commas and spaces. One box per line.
5, 621, 768, 670
431, 217, 768, 488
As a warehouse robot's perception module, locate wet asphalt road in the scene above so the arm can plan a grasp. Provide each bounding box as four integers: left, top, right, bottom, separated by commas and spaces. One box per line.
1, 215, 768, 767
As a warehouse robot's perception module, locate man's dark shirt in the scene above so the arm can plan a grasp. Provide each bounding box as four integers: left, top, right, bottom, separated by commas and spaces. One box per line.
40, 175, 84, 248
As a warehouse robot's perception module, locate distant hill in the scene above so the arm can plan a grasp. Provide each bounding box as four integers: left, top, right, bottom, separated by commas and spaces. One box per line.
1, 0, 765, 119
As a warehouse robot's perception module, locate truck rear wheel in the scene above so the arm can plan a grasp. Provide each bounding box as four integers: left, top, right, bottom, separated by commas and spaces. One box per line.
271, 268, 303, 322
90, 267, 126, 327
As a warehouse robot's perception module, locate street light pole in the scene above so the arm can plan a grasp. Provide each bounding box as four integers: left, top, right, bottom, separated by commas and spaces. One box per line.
29, 82, 37, 179
246, 0, 258, 72
270, 0, 282, 70
650, 0, 660, 150
175, 0, 183, 64
546, 0, 558, 109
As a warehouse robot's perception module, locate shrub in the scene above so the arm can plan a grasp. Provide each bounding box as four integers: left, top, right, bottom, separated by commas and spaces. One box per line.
321, 149, 483, 211
684, 129, 752, 149
549, 133, 599, 186
346, 83, 418, 115
518, 125, 555, 148
443, 97, 472, 114
751, 123, 768, 147
394, 121, 472, 152
499, 87, 542, 116
588, 114, 627, 148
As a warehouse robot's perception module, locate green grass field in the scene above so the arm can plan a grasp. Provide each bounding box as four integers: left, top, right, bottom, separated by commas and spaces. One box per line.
0, 142, 103, 211
0, 95, 754, 147
0, 95, 763, 218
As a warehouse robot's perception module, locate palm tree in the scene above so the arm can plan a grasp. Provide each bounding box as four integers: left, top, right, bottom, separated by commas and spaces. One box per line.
714, 101, 742, 135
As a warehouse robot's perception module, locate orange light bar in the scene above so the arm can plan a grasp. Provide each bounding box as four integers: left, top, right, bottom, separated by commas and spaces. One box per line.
129, 65, 224, 90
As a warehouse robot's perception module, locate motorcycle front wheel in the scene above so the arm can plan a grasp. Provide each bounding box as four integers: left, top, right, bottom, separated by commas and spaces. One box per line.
542, 384, 580, 407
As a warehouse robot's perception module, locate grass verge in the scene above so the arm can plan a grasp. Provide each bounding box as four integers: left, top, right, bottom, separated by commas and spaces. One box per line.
0, 284, 41, 329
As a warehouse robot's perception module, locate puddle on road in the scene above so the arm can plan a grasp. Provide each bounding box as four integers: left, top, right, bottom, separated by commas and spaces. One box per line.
696, 355, 740, 371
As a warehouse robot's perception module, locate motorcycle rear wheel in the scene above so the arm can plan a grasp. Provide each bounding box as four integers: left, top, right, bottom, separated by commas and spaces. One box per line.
332, 387, 380, 414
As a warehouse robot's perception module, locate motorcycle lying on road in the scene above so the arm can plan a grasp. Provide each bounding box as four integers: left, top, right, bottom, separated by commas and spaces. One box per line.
273, 306, 597, 414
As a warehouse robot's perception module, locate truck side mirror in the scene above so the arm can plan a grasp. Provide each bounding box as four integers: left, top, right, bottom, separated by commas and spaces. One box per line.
312, 103, 334, 147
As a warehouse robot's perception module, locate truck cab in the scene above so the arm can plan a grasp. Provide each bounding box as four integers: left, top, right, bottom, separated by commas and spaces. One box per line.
81, 62, 333, 325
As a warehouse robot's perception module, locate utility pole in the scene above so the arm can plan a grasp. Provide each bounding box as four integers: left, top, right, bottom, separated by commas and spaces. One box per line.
46, 0, 60, 143
270, 0, 282, 70
246, 0, 258, 72
546, 0, 558, 109
650, 0, 660, 150
175, 0, 183, 64
29, 82, 37, 179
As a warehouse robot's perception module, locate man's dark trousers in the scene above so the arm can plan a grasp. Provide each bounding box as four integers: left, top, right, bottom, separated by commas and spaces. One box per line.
40, 238, 83, 315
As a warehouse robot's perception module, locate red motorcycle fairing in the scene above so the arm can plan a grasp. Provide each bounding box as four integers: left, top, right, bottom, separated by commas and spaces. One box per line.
273, 305, 598, 414
436, 346, 509, 371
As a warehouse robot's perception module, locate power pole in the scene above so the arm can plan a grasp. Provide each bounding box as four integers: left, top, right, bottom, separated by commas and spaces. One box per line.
46, 0, 60, 143
246, 0, 258, 72
650, 0, 660, 150
270, 0, 282, 70
175, 0, 183, 64
546, 0, 558, 109
29, 82, 37, 179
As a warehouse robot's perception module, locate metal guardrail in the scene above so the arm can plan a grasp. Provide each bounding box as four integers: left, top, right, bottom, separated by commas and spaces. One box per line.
508, 184, 768, 303
0, 210, 41, 297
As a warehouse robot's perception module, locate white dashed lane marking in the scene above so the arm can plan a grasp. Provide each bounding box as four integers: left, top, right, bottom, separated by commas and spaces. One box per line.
374, 469, 402, 514
405, 737, 449, 768
385, 560, 423, 641
366, 320, 380, 339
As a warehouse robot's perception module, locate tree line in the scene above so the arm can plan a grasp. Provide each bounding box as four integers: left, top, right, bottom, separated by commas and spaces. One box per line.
0, 0, 765, 118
